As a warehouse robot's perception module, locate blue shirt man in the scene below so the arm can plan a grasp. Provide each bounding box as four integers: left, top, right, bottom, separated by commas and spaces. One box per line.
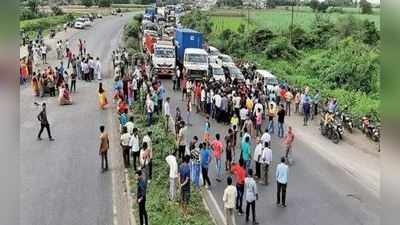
200, 146, 211, 169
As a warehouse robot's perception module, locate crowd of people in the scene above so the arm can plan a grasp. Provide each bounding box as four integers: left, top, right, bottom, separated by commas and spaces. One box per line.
108, 51, 298, 225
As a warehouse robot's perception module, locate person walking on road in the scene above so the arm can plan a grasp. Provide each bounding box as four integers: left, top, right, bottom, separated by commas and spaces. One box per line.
136, 170, 149, 225
177, 121, 188, 162
211, 133, 224, 182
120, 126, 131, 169
276, 157, 289, 207
261, 142, 272, 185
231, 159, 246, 215
143, 131, 153, 181
200, 143, 212, 188
241, 136, 251, 171
164, 97, 171, 132
95, 57, 102, 81
277, 104, 286, 138
179, 155, 191, 217
190, 136, 201, 190
166, 151, 178, 201
261, 128, 271, 148
99, 125, 109, 172
223, 176, 237, 225
37, 102, 54, 141
253, 138, 263, 180
282, 126, 295, 165
245, 169, 259, 224
129, 128, 140, 171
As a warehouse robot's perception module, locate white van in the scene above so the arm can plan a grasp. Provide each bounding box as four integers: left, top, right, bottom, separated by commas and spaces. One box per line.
255, 69, 279, 92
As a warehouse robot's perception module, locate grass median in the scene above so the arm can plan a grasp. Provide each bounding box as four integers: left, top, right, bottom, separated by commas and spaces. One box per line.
127, 105, 214, 225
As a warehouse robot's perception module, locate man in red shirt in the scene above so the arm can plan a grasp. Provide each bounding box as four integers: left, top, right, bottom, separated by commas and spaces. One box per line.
231, 159, 246, 215
211, 133, 223, 182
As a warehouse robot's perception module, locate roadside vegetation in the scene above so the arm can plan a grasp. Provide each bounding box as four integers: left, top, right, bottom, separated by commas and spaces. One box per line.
126, 105, 214, 225
123, 15, 214, 225
181, 9, 380, 121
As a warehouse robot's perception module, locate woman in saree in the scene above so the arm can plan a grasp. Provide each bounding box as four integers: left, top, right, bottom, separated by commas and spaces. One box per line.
31, 72, 39, 97
98, 82, 108, 110
58, 83, 72, 105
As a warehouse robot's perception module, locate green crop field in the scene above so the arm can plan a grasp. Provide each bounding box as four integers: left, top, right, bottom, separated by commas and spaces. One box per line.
209, 8, 380, 33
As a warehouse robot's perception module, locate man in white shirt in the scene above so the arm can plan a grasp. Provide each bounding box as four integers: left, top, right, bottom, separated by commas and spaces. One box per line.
261, 128, 271, 147
129, 128, 140, 171
95, 57, 102, 80
213, 92, 222, 122
239, 107, 249, 131
276, 157, 289, 207
253, 100, 264, 115
253, 138, 263, 180
233, 93, 242, 116
125, 116, 134, 135
165, 152, 178, 201
88, 57, 95, 80
143, 131, 153, 181
164, 97, 171, 131
223, 176, 237, 225
120, 127, 131, 169
41, 44, 47, 64
261, 142, 272, 185
244, 169, 259, 224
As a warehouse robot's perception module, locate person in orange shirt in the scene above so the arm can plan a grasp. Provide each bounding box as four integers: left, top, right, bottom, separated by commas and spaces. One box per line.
211, 133, 224, 182
231, 159, 246, 215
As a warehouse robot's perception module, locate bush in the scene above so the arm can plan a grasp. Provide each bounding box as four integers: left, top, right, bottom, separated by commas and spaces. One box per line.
327, 7, 344, 14
20, 7, 38, 20
98, 0, 112, 7
264, 37, 299, 60
360, 0, 373, 14
51, 6, 64, 16
81, 0, 93, 8
20, 15, 75, 33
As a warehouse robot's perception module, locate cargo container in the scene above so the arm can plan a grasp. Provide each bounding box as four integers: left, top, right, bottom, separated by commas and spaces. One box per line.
174, 28, 203, 65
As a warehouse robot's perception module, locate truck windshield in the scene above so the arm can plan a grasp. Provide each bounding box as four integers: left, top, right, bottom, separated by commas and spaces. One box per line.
221, 55, 233, 63
155, 48, 175, 58
187, 54, 208, 64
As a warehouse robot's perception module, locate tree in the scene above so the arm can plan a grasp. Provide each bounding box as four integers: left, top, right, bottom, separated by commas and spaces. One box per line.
309, 0, 319, 12
27, 0, 39, 15
317, 1, 329, 12
359, 0, 372, 14
361, 20, 379, 45
51, 6, 64, 15
98, 0, 111, 7
81, 0, 93, 7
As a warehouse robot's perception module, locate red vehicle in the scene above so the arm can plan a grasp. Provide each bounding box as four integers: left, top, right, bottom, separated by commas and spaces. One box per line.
144, 33, 157, 55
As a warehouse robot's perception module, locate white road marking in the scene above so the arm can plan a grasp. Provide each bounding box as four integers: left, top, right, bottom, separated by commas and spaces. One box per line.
206, 189, 237, 225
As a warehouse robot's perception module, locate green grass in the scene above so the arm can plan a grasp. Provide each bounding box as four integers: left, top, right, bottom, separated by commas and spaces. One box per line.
127, 104, 214, 225
210, 8, 380, 33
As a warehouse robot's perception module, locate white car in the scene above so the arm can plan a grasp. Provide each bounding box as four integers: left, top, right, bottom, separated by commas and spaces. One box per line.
74, 20, 85, 29
217, 54, 235, 68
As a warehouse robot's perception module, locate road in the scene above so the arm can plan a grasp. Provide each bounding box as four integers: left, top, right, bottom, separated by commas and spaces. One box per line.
162, 80, 380, 225
20, 14, 135, 225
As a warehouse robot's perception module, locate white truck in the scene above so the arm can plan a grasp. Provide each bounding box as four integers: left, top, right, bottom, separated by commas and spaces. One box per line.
152, 40, 176, 77
183, 48, 209, 81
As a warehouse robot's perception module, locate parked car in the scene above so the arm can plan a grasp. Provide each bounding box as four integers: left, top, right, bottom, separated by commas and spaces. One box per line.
97, 14, 103, 19
224, 65, 244, 81
209, 63, 226, 82
74, 19, 85, 29
217, 54, 235, 68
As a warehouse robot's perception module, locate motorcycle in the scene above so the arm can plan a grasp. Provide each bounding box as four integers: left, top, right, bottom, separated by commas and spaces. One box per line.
49, 29, 56, 39
340, 111, 353, 133
360, 116, 380, 142
320, 113, 344, 144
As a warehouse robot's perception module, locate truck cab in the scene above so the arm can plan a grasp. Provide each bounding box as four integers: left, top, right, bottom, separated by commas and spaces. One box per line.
152, 40, 176, 77
183, 48, 209, 81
